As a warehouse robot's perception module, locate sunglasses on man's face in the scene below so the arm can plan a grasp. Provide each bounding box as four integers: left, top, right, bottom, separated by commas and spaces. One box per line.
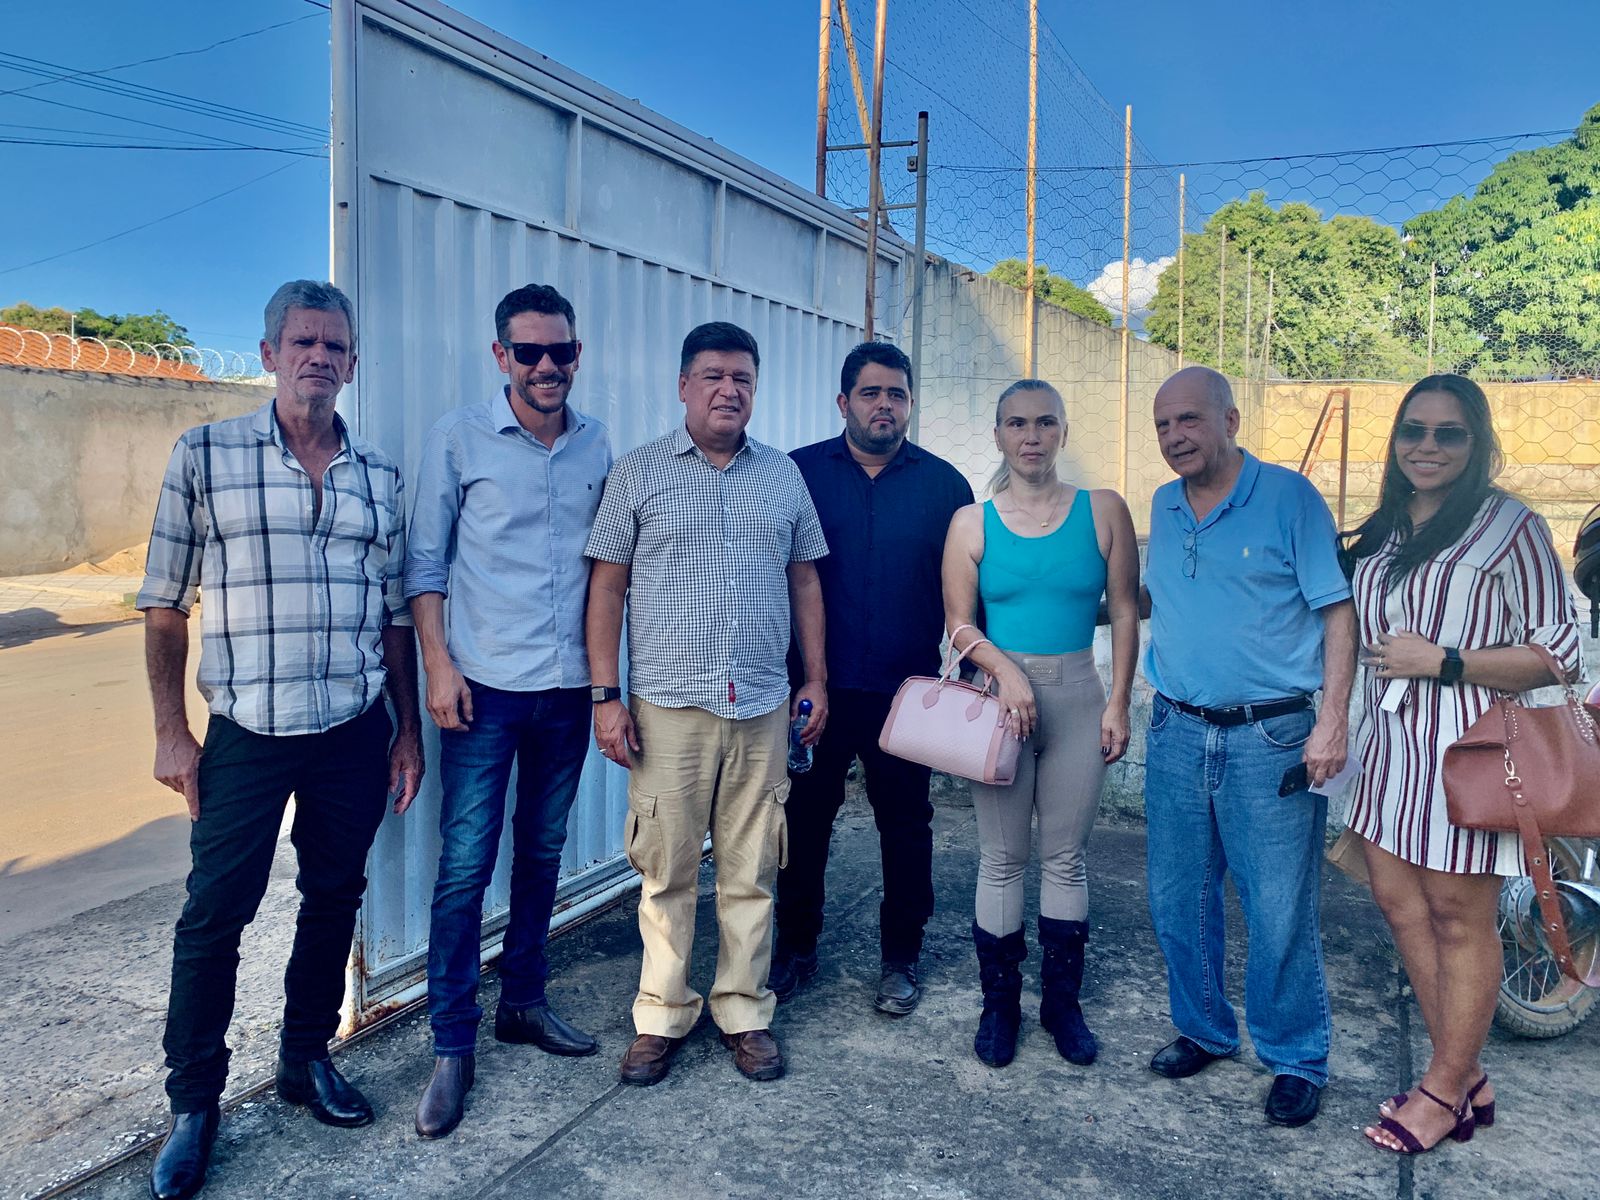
504, 340, 579, 368
1394, 420, 1473, 450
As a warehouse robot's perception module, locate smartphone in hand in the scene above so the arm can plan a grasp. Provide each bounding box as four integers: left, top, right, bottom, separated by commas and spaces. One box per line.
1278, 762, 1310, 797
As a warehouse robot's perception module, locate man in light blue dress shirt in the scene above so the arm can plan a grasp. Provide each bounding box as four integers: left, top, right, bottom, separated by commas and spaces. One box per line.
405, 284, 613, 1138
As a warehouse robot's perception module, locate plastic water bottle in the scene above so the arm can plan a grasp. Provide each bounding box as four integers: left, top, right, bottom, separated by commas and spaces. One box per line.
788, 698, 814, 774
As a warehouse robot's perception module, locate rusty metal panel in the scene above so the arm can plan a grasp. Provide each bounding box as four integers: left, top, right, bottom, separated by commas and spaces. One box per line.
332, 0, 904, 1023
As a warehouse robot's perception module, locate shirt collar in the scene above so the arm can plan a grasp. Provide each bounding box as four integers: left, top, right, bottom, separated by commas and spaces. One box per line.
254, 398, 351, 457
673, 423, 750, 461
493, 388, 587, 439
828, 431, 922, 468
1164, 448, 1260, 519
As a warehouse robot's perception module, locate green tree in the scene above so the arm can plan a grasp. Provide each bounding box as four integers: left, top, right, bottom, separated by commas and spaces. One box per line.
0, 302, 193, 353
987, 259, 1114, 326
1399, 104, 1600, 378
1144, 192, 1423, 381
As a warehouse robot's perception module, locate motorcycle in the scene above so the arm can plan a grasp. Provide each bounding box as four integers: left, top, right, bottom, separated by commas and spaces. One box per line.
1493, 675, 1600, 1038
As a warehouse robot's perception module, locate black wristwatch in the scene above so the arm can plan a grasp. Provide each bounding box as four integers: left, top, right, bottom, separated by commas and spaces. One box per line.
1438, 647, 1464, 685
590, 685, 622, 704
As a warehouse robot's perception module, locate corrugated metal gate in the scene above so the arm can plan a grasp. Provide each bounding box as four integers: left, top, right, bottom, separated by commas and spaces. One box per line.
330, 0, 905, 1025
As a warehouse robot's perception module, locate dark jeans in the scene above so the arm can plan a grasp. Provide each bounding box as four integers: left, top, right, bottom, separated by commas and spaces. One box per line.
774, 687, 934, 964
162, 702, 393, 1113
427, 683, 590, 1056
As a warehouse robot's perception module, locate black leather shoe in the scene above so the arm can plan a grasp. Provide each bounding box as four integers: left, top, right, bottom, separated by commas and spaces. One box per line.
1265, 1074, 1323, 1127
768, 949, 819, 1003
494, 1002, 598, 1056
1150, 1036, 1229, 1079
874, 961, 921, 1016
415, 1054, 475, 1139
275, 1056, 374, 1128
150, 1105, 219, 1200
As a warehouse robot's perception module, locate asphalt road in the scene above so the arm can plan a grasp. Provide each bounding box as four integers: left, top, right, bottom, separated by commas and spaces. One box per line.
0, 619, 202, 941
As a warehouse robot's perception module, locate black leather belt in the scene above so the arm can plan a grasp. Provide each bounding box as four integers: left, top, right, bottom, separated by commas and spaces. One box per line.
1158, 693, 1313, 728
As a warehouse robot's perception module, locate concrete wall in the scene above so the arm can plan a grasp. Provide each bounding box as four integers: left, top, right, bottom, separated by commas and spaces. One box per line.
915, 257, 1242, 530
1255, 379, 1600, 556
0, 366, 266, 575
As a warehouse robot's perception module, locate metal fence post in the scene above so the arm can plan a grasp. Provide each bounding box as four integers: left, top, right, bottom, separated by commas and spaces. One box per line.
1177, 172, 1186, 367
910, 110, 930, 441
1216, 225, 1227, 370
1427, 261, 1438, 374
1023, 0, 1038, 375
815, 0, 831, 196
862, 0, 887, 338
1119, 104, 1132, 496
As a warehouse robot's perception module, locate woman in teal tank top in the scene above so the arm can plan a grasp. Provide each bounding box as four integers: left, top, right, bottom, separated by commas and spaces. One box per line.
941, 379, 1141, 1071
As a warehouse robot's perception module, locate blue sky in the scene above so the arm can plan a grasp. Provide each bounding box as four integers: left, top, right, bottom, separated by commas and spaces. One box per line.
1, 0, 1595, 362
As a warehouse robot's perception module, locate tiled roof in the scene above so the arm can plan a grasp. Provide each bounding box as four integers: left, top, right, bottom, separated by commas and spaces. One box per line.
0, 324, 209, 379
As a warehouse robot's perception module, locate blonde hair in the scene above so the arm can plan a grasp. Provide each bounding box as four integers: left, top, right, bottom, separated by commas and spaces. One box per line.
989, 379, 1064, 495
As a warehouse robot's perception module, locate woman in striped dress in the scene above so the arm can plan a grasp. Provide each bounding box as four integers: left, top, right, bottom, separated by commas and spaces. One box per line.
1343, 374, 1582, 1155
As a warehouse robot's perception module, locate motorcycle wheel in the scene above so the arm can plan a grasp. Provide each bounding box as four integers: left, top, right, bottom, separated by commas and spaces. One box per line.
1495, 837, 1599, 1038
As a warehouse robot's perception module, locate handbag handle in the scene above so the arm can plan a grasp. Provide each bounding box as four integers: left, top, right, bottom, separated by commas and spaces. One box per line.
1499, 673, 1600, 987
1524, 641, 1577, 692
1517, 641, 1598, 748
943, 623, 995, 691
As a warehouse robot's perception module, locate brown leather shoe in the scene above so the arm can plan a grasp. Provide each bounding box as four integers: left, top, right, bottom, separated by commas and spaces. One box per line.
414, 1054, 474, 1139
618, 1034, 684, 1087
719, 1028, 785, 1081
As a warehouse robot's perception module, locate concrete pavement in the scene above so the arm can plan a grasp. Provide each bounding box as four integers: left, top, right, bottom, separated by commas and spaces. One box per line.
0, 616, 207, 940
27, 785, 1599, 1200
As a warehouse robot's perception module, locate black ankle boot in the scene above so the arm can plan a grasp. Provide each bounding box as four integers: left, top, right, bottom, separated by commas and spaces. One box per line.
1038, 915, 1097, 1066
971, 921, 1026, 1068
150, 1104, 219, 1200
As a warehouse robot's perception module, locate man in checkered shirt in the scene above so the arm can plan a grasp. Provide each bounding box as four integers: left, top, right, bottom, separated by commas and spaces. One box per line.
585, 321, 829, 1087
137, 281, 423, 1200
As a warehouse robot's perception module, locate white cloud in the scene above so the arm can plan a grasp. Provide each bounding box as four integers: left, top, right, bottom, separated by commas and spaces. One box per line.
1087, 255, 1175, 316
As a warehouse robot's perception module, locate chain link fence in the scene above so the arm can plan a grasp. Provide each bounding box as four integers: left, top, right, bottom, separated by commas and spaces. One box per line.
821, 0, 1600, 554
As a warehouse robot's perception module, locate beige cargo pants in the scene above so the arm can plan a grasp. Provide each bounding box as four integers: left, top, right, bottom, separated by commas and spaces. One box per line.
624, 697, 790, 1038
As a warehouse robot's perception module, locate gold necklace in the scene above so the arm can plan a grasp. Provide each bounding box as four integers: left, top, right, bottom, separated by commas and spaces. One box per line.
1010, 484, 1063, 528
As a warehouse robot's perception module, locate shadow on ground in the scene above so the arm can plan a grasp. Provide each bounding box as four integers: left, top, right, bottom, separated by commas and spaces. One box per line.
15, 784, 1600, 1200
0, 608, 135, 650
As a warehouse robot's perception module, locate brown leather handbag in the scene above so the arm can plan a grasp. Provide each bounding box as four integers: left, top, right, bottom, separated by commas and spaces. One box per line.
1443, 643, 1600, 985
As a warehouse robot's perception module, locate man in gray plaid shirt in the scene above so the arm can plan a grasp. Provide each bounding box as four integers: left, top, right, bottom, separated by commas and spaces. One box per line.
586, 321, 828, 1087
137, 281, 423, 1200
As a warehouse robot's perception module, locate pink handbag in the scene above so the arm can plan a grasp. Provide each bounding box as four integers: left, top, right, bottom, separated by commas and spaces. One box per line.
879, 628, 1021, 785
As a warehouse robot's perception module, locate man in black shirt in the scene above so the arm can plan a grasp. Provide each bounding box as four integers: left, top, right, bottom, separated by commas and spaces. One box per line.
773, 342, 974, 1014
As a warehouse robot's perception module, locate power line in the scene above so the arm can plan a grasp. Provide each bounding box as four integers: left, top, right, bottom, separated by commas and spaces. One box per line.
12, 92, 313, 155
0, 135, 325, 155
0, 159, 313, 277
931, 129, 1573, 173
0, 14, 320, 104
0, 52, 325, 140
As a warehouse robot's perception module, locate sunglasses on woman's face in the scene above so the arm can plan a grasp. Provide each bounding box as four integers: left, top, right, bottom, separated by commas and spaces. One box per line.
1394, 421, 1473, 450
504, 340, 579, 367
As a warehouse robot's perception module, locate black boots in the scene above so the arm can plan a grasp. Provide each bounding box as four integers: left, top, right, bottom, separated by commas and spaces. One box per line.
971, 922, 1026, 1067
275, 1056, 374, 1127
149, 1105, 219, 1200
1038, 915, 1098, 1066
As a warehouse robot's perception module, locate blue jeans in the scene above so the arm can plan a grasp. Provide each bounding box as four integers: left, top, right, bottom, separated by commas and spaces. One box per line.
427, 683, 590, 1056
1142, 694, 1332, 1086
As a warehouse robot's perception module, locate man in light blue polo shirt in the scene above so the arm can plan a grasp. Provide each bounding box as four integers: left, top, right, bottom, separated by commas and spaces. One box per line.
1142, 366, 1355, 1130
405, 283, 613, 1138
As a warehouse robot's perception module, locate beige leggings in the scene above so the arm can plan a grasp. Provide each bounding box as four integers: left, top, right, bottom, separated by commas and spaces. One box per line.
971, 648, 1107, 934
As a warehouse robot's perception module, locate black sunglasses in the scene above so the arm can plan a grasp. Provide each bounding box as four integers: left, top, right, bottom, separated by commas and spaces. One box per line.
504, 340, 579, 367
1395, 420, 1472, 450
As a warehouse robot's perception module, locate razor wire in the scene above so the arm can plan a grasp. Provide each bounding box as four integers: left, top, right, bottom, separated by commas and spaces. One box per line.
0, 325, 269, 382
